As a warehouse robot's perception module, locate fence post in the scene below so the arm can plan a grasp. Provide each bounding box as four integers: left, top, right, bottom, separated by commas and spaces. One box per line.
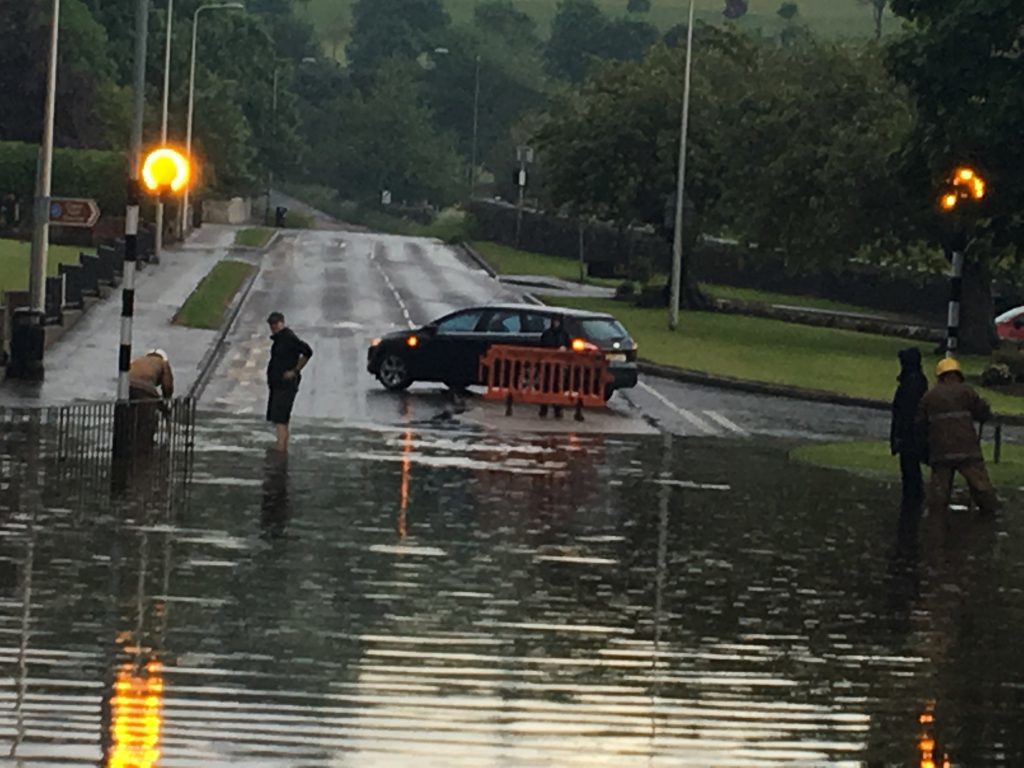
994, 423, 1003, 465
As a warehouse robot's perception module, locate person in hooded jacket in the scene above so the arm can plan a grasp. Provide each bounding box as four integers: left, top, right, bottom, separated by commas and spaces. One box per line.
890, 348, 929, 509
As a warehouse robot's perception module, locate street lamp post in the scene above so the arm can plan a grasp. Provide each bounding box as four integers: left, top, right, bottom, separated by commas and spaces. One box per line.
154, 0, 174, 264
938, 166, 987, 358
28, 0, 61, 317
668, 0, 696, 331
181, 2, 244, 236
470, 54, 480, 197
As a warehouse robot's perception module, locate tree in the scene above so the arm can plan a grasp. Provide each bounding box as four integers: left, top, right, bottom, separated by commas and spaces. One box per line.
723, 0, 749, 19
347, 0, 449, 82
628, 0, 652, 13
534, 29, 915, 306
778, 2, 799, 20
474, 0, 537, 43
0, 0, 128, 149
888, 0, 1024, 352
329, 60, 464, 205
859, 0, 887, 39
545, 0, 658, 83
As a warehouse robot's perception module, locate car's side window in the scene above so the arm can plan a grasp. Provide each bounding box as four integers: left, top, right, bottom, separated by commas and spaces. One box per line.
485, 310, 523, 334
436, 311, 483, 334
522, 313, 552, 333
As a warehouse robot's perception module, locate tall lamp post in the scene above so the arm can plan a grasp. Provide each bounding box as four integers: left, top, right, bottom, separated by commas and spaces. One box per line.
469, 54, 481, 197
668, 0, 696, 331
154, 0, 174, 263
180, 2, 245, 236
938, 166, 987, 358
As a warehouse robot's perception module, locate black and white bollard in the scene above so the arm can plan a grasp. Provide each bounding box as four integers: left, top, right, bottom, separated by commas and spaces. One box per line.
945, 248, 964, 357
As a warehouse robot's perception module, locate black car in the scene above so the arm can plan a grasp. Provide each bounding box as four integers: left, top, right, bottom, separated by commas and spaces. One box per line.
367, 304, 639, 396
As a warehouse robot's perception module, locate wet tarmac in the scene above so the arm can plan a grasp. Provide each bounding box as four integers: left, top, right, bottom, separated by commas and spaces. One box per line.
1, 418, 1022, 766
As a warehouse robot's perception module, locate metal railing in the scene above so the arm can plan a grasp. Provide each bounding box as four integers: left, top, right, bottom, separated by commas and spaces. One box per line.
0, 397, 196, 512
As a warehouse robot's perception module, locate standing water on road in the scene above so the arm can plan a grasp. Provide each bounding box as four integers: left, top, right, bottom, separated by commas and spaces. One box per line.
1, 416, 1022, 766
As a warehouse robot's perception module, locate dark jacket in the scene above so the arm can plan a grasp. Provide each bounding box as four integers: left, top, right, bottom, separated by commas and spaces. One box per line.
916, 377, 992, 465
540, 324, 570, 349
890, 348, 928, 459
267, 327, 313, 388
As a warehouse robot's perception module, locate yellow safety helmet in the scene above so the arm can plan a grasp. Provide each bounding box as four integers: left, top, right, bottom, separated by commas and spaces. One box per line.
936, 357, 963, 378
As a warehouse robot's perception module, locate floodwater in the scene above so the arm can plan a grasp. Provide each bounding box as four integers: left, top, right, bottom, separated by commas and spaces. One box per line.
1, 416, 1023, 767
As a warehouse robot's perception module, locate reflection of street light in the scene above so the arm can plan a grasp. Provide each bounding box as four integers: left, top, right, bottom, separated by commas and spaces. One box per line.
668, 0, 696, 331
937, 165, 987, 357
181, 2, 245, 235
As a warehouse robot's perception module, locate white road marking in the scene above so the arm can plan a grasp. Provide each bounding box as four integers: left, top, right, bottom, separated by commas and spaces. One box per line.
369, 247, 416, 329
702, 409, 748, 436
638, 382, 717, 435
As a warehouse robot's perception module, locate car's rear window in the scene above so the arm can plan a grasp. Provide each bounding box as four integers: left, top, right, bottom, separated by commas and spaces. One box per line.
577, 318, 629, 341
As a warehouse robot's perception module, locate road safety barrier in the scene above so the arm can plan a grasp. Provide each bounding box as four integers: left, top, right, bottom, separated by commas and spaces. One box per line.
479, 345, 610, 421
0, 397, 196, 511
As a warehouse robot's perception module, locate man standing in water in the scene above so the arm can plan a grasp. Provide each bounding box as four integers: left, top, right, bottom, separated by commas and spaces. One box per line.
266, 312, 313, 452
917, 358, 998, 516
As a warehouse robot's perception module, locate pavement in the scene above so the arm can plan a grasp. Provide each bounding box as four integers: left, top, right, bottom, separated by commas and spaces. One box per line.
0, 224, 238, 406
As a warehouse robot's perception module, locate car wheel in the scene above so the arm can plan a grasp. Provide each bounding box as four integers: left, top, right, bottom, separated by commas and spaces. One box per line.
378, 354, 412, 391
604, 385, 615, 402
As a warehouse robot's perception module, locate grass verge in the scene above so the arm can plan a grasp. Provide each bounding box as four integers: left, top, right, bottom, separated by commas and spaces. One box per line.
234, 228, 274, 248
701, 284, 903, 317
175, 260, 255, 330
792, 440, 1024, 486
544, 296, 1024, 416
471, 241, 619, 287
0, 239, 83, 295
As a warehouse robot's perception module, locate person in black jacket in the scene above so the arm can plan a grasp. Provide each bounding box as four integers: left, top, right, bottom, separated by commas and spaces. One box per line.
891, 347, 929, 510
266, 312, 313, 452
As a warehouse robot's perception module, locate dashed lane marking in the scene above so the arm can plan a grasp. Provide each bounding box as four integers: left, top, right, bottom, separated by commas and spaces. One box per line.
369, 247, 416, 329
638, 382, 717, 435
702, 409, 749, 437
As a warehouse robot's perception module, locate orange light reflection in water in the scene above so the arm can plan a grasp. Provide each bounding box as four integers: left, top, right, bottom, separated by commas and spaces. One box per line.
398, 429, 412, 538
109, 661, 164, 768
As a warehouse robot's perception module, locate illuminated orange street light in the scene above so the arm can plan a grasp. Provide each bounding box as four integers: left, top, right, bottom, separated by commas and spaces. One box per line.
938, 165, 986, 212
141, 147, 191, 196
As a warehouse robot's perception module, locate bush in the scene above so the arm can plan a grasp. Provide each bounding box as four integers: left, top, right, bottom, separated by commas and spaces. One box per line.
982, 364, 1013, 387
993, 346, 1024, 382
614, 281, 637, 301
634, 282, 669, 308
628, 256, 654, 285
0, 142, 126, 214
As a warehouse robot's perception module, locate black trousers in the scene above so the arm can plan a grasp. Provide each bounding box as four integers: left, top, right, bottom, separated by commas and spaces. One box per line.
899, 452, 925, 507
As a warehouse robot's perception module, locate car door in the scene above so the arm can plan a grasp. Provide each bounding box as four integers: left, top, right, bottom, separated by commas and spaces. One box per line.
521, 311, 553, 348
426, 309, 486, 385
472, 309, 529, 384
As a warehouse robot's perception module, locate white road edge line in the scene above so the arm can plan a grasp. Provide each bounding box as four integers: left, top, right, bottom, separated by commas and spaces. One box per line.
702, 409, 748, 437
370, 247, 416, 329
638, 382, 717, 435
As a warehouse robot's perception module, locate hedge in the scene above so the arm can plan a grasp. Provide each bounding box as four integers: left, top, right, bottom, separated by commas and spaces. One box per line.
0, 141, 126, 214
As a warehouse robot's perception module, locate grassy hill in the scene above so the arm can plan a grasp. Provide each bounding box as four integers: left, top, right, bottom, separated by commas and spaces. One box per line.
300, 0, 891, 54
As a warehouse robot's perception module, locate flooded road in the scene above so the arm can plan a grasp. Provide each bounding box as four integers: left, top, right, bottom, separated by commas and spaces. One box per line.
1, 417, 1023, 766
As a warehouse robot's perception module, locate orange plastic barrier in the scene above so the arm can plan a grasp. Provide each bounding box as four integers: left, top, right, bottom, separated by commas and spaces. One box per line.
479, 345, 610, 410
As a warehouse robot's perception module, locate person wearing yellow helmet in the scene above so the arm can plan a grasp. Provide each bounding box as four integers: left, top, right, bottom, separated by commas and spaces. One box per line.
916, 356, 998, 516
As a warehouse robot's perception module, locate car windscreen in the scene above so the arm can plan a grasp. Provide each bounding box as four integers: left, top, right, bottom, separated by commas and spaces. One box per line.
576, 318, 630, 342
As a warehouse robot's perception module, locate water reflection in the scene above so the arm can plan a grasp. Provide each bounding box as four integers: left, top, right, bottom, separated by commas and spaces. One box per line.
261, 448, 290, 540
0, 421, 1021, 765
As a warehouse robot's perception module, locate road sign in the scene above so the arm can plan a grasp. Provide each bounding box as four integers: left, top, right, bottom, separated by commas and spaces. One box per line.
49, 197, 100, 228
516, 146, 534, 164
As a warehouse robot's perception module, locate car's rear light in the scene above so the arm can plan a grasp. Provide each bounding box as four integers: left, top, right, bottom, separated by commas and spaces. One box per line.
406, 335, 419, 348
571, 338, 598, 353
